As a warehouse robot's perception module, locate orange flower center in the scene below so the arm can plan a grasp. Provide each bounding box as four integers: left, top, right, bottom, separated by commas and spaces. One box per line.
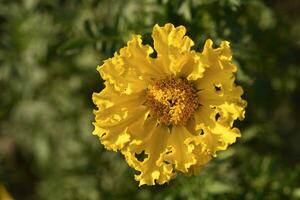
146, 77, 199, 126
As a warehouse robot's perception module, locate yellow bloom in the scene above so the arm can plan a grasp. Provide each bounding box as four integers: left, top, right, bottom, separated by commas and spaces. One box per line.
93, 23, 247, 186
0, 184, 14, 200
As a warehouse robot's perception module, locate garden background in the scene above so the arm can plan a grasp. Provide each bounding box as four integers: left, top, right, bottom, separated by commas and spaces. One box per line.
0, 0, 300, 199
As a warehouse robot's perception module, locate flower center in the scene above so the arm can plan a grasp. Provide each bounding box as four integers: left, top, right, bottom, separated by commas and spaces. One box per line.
146, 77, 199, 126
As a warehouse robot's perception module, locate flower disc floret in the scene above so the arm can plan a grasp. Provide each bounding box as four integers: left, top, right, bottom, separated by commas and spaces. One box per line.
146, 77, 199, 126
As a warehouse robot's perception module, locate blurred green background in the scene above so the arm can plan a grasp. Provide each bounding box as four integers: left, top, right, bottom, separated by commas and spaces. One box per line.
0, 0, 300, 199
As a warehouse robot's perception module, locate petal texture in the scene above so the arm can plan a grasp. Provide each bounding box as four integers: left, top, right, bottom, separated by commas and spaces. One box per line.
191, 39, 247, 168
98, 35, 163, 94
152, 23, 206, 80
92, 24, 246, 186
93, 83, 148, 151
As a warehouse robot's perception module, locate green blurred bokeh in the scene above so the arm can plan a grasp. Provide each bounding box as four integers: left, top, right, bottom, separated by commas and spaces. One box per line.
0, 0, 300, 199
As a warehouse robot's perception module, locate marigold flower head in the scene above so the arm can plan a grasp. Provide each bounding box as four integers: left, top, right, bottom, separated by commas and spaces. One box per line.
92, 23, 247, 186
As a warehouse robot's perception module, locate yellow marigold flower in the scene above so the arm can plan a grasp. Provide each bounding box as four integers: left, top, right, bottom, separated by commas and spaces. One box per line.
92, 23, 247, 186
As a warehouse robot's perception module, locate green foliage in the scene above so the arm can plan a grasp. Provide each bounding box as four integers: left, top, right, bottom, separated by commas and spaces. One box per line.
0, 0, 300, 199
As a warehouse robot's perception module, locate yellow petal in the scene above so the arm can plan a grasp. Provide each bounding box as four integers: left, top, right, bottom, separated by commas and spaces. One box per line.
98, 35, 161, 94
185, 144, 212, 176
120, 35, 166, 77
217, 102, 246, 123
182, 130, 213, 176
93, 83, 149, 151
93, 106, 148, 151
152, 23, 194, 57
195, 39, 237, 90
194, 106, 216, 130
197, 86, 244, 107
171, 51, 206, 81
194, 106, 242, 157
122, 122, 175, 186
164, 126, 197, 172
151, 23, 205, 80
194, 38, 246, 132
202, 39, 232, 62
202, 124, 241, 155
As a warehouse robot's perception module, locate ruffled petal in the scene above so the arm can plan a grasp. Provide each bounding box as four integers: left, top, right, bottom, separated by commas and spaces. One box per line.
98, 35, 162, 94
185, 139, 212, 176
152, 23, 194, 59
195, 40, 234, 84
194, 106, 242, 157
192, 39, 246, 157
195, 39, 246, 123
151, 23, 205, 80
171, 51, 206, 81
195, 39, 245, 108
92, 83, 149, 151
194, 105, 217, 130
164, 126, 197, 172
201, 124, 240, 156
122, 121, 175, 186
197, 86, 244, 107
